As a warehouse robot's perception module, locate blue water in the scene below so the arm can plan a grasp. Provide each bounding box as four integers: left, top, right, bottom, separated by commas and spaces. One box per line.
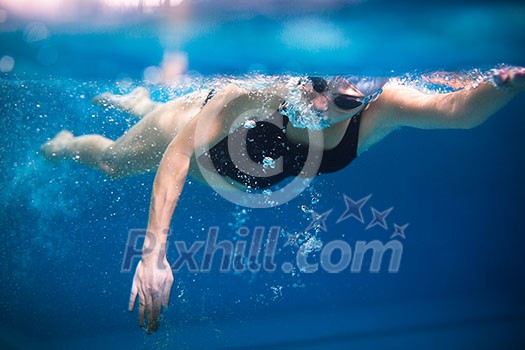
1, 1, 525, 349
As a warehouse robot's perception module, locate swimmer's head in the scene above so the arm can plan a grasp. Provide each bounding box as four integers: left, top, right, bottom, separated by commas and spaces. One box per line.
307, 76, 369, 124
283, 76, 382, 129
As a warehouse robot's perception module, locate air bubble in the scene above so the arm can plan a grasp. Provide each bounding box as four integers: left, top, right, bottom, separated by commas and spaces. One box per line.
243, 119, 257, 129
262, 156, 276, 169
0, 56, 15, 73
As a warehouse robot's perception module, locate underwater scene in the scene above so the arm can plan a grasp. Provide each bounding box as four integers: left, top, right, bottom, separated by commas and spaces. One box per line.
1, 0, 525, 349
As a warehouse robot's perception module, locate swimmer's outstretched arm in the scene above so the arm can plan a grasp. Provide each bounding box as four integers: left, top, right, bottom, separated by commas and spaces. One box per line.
128, 84, 283, 333
378, 67, 525, 130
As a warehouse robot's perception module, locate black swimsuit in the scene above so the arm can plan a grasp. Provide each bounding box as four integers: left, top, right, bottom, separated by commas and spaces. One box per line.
197, 91, 362, 189
197, 113, 362, 189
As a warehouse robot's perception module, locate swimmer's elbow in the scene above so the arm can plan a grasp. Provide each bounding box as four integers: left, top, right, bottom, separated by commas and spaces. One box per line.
454, 118, 485, 130
394, 110, 481, 130
447, 104, 488, 129
443, 90, 496, 129
432, 112, 484, 130
386, 85, 492, 130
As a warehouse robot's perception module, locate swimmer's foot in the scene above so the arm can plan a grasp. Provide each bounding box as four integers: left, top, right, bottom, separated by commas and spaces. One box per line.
40, 130, 74, 161
93, 87, 157, 118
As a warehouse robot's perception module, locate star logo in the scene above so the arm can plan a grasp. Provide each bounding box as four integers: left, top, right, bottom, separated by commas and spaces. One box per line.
283, 232, 301, 248
366, 206, 394, 230
336, 194, 372, 224
305, 209, 333, 232
390, 223, 409, 239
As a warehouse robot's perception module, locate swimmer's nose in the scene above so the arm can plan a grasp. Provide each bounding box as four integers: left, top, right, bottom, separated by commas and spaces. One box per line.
312, 95, 329, 111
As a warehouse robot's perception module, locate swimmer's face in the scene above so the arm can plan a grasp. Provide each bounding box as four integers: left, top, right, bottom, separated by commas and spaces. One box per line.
304, 77, 366, 124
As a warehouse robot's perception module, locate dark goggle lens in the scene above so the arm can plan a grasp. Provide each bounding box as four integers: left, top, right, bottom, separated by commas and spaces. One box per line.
333, 95, 363, 110
308, 76, 364, 110
308, 77, 328, 93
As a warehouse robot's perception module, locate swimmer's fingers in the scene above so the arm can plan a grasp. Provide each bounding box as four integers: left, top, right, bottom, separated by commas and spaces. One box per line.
147, 292, 162, 334
138, 289, 147, 328
495, 66, 525, 90
162, 278, 172, 308
138, 288, 153, 330
510, 67, 525, 90
129, 278, 138, 312
129, 261, 147, 327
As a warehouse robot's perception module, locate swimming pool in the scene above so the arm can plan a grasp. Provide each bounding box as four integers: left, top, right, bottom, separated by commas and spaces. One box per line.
1, 1, 525, 349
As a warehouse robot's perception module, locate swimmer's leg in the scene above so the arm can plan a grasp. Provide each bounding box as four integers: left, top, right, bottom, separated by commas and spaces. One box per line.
41, 112, 175, 178
42, 90, 207, 177
93, 87, 161, 118
40, 130, 119, 174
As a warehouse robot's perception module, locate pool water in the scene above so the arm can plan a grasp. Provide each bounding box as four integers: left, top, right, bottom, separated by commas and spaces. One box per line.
1, 1, 525, 349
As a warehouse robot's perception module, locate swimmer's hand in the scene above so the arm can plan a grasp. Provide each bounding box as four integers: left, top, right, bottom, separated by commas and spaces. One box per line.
129, 257, 174, 334
493, 66, 525, 91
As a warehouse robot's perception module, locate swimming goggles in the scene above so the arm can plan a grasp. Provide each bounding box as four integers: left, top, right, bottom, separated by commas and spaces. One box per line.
308, 76, 382, 110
